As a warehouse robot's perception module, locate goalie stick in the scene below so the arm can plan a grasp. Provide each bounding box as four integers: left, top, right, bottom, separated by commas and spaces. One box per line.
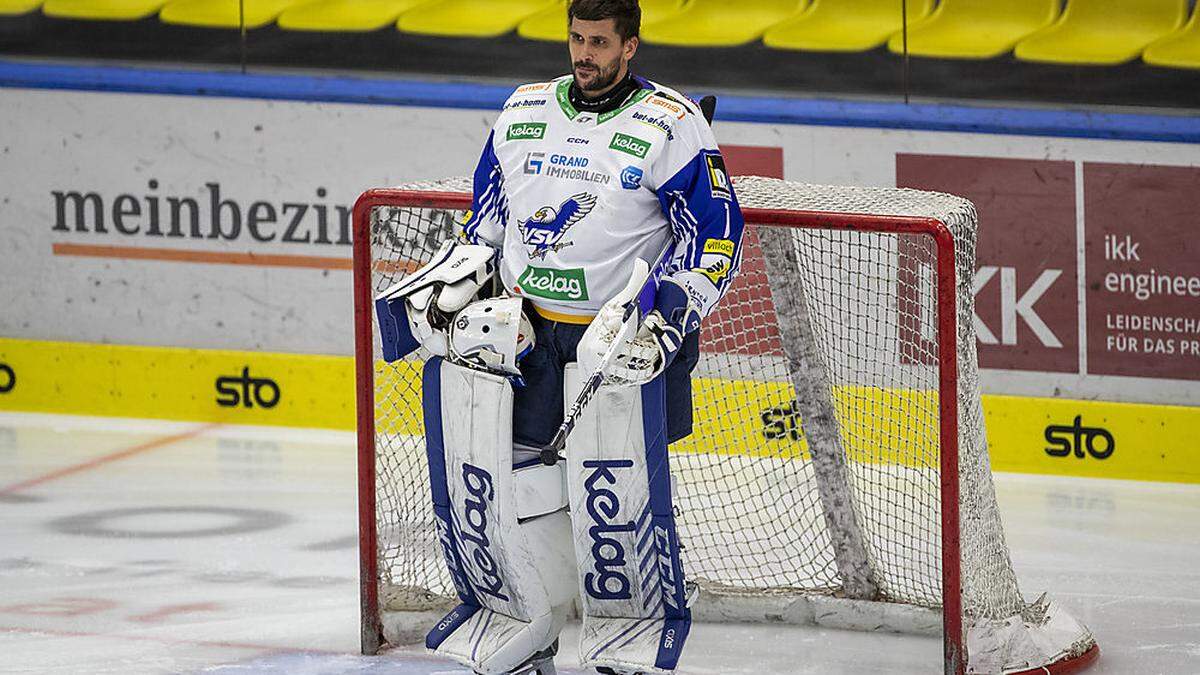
537, 97, 717, 467
539, 241, 674, 467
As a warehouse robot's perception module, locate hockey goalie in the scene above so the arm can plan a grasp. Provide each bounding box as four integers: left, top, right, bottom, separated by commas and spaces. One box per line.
372, 1, 744, 673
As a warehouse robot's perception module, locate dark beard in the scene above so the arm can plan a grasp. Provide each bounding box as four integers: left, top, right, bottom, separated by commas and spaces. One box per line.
574, 58, 621, 94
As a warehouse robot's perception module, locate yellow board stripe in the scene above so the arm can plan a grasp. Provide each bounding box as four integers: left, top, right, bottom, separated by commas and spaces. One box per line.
1, 338, 1196, 484
0, 338, 355, 429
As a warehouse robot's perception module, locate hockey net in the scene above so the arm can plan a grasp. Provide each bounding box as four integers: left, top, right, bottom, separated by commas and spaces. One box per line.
353, 176, 1098, 675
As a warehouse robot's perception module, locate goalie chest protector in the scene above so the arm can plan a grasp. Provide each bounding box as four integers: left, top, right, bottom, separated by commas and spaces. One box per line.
462, 75, 736, 323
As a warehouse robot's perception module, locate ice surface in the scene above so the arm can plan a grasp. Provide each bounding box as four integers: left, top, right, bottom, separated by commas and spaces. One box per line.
0, 412, 1196, 674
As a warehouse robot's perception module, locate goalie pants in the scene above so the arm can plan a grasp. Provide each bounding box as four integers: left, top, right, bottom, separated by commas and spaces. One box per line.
514, 310, 701, 449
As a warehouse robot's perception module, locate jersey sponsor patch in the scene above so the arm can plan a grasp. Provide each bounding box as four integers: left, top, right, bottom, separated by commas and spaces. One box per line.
621, 166, 644, 190
518, 265, 589, 301
704, 238, 735, 257
528, 153, 612, 186
705, 153, 732, 200
610, 132, 652, 159
631, 111, 674, 140
524, 152, 546, 174
507, 122, 547, 141
699, 238, 735, 285
515, 82, 553, 94
503, 98, 547, 111
647, 95, 687, 120
517, 192, 597, 259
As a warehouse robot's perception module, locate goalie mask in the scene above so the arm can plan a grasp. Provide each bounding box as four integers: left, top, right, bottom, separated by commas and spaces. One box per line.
448, 297, 535, 376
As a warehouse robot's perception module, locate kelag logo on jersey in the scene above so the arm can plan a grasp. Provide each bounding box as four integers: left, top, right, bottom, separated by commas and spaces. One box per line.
518, 266, 589, 301
610, 133, 651, 159
507, 122, 547, 141
621, 166, 644, 190
517, 192, 597, 259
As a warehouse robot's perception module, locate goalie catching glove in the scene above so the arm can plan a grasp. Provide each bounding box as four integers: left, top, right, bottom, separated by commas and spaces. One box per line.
579, 265, 702, 387
374, 240, 497, 362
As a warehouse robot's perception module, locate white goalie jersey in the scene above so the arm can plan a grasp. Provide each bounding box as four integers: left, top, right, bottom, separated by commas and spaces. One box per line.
462, 74, 745, 324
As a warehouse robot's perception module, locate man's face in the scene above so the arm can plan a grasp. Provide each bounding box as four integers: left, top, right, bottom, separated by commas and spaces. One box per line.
568, 17, 638, 94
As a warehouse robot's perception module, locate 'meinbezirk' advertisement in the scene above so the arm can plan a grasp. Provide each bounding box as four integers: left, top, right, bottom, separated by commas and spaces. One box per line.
1, 87, 1197, 406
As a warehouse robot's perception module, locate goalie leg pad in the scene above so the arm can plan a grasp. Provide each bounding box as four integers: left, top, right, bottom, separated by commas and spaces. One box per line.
422, 359, 577, 674
564, 365, 692, 674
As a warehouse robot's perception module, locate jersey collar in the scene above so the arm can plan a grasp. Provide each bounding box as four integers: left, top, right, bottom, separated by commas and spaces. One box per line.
555, 78, 651, 125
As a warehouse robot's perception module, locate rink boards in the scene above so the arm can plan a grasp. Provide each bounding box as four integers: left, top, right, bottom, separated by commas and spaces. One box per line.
1, 337, 1197, 484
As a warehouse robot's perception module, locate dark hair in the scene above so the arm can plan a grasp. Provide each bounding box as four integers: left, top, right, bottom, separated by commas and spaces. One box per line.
568, 0, 641, 41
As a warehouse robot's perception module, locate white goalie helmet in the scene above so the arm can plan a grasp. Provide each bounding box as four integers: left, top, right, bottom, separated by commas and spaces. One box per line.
448, 297, 535, 376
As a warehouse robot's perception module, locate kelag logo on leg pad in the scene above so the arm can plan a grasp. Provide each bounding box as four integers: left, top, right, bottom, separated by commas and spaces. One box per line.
1044, 416, 1115, 459
583, 458, 636, 601
0, 363, 14, 394
460, 462, 509, 601
215, 367, 280, 409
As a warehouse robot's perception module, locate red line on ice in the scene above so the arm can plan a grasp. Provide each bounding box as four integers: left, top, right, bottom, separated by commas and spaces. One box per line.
0, 423, 220, 496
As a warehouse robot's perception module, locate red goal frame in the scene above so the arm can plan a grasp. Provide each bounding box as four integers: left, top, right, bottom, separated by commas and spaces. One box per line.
350, 188, 1099, 675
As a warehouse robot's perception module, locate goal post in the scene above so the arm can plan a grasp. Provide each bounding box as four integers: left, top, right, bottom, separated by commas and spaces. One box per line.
352, 177, 1099, 675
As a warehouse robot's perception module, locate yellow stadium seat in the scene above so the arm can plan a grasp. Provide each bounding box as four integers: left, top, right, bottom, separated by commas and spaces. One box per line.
764, 0, 933, 53
42, 0, 166, 20
641, 0, 807, 47
0, 0, 42, 16
886, 0, 1060, 59
159, 0, 307, 28
1144, 3, 1200, 69
518, 0, 684, 43
278, 0, 433, 31
1014, 0, 1187, 65
398, 0, 555, 38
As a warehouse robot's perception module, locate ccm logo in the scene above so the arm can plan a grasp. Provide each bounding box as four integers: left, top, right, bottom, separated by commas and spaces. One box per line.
1044, 416, 1114, 460
215, 367, 280, 409
663, 628, 676, 649
436, 608, 462, 632
0, 363, 14, 394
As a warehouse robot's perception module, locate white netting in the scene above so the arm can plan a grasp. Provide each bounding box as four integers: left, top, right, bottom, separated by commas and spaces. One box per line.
360, 176, 1095, 672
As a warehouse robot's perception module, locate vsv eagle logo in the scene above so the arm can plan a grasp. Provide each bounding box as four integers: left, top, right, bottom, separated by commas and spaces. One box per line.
460, 462, 510, 601
583, 458, 636, 601
518, 192, 597, 260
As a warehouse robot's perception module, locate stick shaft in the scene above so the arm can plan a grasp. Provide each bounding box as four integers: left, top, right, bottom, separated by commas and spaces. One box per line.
540, 302, 636, 464
538, 241, 673, 466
